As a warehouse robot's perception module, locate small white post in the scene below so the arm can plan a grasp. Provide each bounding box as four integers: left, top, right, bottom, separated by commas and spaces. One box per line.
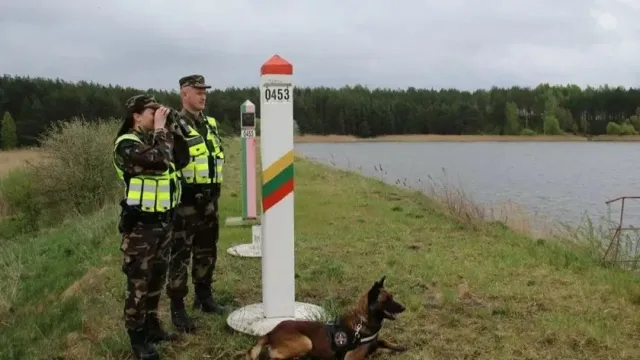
252, 224, 261, 249
227, 224, 262, 258
226, 54, 325, 336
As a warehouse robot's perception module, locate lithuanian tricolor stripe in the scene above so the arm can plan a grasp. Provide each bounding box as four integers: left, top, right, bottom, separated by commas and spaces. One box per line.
262, 150, 294, 212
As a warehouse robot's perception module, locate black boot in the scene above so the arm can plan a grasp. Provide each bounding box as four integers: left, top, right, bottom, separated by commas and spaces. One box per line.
145, 313, 179, 343
170, 298, 196, 333
193, 284, 227, 314
127, 327, 160, 360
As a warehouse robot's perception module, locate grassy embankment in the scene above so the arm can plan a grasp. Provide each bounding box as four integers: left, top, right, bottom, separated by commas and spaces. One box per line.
295, 134, 640, 143
0, 122, 639, 360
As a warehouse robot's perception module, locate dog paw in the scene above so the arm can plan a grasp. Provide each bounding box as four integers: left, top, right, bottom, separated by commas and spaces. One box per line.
394, 345, 409, 352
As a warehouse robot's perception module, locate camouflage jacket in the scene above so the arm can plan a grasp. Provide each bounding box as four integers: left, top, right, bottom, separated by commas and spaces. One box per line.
114, 127, 190, 176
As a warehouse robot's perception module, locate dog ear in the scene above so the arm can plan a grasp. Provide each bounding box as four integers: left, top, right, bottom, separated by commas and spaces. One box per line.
368, 279, 383, 305
378, 276, 386, 287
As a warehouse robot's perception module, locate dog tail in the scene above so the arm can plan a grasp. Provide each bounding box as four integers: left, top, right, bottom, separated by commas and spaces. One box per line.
247, 335, 269, 360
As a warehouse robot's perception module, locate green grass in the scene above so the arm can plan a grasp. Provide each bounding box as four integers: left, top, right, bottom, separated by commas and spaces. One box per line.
1, 137, 640, 360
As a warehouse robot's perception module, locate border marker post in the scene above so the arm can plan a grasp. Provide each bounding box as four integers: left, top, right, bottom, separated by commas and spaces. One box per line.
226, 54, 326, 336
224, 100, 261, 229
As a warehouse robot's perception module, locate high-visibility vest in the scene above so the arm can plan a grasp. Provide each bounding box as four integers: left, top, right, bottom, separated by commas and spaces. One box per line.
113, 133, 181, 212
178, 115, 225, 184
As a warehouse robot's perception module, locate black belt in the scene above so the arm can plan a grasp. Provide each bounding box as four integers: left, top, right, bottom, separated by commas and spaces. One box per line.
135, 208, 176, 223
181, 183, 220, 199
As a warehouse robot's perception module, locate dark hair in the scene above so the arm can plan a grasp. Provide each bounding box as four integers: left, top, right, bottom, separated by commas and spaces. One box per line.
115, 115, 134, 141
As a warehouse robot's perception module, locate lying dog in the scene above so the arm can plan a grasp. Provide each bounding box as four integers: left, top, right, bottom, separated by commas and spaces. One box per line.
242, 276, 406, 359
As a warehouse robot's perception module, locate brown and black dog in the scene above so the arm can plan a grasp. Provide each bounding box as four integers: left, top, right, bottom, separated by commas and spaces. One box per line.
241, 276, 407, 359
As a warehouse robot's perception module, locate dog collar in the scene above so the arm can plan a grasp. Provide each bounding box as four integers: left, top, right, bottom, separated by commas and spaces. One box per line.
359, 331, 379, 343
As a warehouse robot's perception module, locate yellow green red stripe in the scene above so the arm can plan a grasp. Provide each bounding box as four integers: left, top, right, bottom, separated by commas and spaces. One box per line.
262, 150, 294, 183
262, 151, 294, 212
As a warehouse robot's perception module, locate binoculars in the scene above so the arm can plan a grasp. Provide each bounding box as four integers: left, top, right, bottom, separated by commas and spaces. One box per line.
165, 108, 190, 135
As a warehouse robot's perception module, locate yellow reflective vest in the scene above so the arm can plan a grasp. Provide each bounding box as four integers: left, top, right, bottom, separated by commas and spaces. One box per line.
178, 115, 225, 184
113, 133, 181, 213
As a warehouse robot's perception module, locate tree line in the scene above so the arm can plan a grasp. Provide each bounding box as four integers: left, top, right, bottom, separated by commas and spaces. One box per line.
1, 74, 640, 148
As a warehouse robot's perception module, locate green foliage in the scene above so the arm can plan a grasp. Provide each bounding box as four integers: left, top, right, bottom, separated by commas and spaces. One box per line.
0, 167, 41, 231
0, 118, 121, 232
629, 114, 640, 131
620, 121, 637, 135
540, 92, 563, 135
607, 122, 622, 135
503, 101, 520, 135
1, 76, 640, 144
543, 114, 562, 135
520, 128, 536, 136
1, 111, 17, 149
555, 107, 577, 133
607, 121, 636, 135
293, 119, 300, 136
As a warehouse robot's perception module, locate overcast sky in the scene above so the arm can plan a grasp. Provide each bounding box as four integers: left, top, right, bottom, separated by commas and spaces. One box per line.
0, 0, 638, 91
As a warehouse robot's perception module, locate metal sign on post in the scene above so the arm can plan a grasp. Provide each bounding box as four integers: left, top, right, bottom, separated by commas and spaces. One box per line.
226, 54, 326, 336
241, 110, 256, 138
225, 100, 260, 233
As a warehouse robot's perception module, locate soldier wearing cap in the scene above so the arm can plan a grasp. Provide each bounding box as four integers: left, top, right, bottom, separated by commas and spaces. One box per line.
166, 75, 228, 333
113, 95, 190, 359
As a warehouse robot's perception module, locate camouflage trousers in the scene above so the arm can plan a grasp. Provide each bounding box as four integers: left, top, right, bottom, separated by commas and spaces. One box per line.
120, 218, 173, 330
166, 192, 220, 299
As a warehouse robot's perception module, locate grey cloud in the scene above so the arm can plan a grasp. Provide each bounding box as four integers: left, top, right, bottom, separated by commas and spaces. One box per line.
0, 0, 638, 91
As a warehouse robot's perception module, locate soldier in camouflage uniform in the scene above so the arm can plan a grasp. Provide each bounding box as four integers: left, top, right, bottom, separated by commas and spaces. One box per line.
166, 75, 228, 333
113, 95, 190, 359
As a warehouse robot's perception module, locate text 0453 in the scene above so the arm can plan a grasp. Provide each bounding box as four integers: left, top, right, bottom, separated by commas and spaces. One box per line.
263, 86, 292, 103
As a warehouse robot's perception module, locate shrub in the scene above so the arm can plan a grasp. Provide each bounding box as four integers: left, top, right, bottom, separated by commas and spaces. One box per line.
543, 114, 562, 135
606, 121, 636, 135
34, 117, 122, 214
520, 128, 536, 136
0, 167, 42, 231
606, 122, 622, 135
0, 117, 122, 231
620, 122, 637, 135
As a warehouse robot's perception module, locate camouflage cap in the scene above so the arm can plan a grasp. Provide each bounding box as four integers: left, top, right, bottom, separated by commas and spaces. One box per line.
179, 74, 211, 89
125, 94, 161, 114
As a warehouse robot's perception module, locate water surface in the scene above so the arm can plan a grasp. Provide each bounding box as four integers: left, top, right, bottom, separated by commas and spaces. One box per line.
294, 141, 640, 234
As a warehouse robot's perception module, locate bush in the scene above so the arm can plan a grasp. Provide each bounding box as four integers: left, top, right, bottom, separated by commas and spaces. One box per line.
0, 117, 122, 231
606, 121, 635, 135
520, 128, 536, 136
606, 122, 621, 135
620, 122, 637, 135
0, 167, 42, 231
35, 117, 122, 213
543, 114, 562, 135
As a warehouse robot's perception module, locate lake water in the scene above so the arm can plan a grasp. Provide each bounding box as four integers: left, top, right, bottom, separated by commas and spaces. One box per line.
294, 141, 640, 237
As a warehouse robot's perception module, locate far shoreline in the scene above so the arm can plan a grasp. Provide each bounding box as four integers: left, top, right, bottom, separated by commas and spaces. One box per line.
293, 134, 640, 143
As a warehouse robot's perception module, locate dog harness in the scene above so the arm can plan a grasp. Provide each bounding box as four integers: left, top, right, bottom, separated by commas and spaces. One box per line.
324, 318, 379, 360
